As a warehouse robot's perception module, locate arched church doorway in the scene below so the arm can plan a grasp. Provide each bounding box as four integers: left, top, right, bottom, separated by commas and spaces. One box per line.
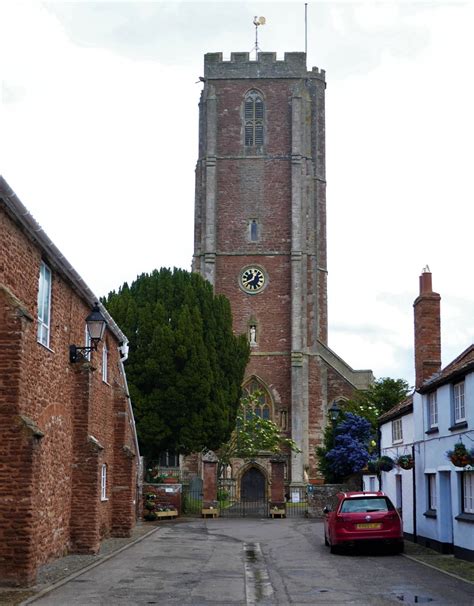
241, 467, 265, 501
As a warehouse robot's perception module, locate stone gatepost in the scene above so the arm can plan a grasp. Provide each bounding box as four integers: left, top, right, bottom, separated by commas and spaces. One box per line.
201, 451, 218, 517
270, 458, 285, 509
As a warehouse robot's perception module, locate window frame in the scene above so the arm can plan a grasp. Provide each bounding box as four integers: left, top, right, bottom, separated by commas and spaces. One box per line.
453, 381, 466, 423
392, 418, 403, 443
249, 218, 259, 242
462, 472, 474, 514
242, 377, 273, 422
101, 464, 107, 501
428, 392, 438, 429
84, 324, 92, 361
427, 473, 437, 511
37, 262, 52, 348
244, 90, 264, 148
102, 342, 108, 383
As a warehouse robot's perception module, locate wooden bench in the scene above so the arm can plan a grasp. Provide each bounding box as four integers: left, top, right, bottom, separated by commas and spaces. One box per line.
202, 508, 219, 518
270, 509, 286, 519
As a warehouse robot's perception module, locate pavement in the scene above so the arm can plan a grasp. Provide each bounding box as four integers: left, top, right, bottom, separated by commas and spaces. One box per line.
0, 518, 472, 605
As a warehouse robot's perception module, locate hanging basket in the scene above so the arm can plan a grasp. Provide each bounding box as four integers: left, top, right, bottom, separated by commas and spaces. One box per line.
446, 443, 474, 468
396, 454, 414, 470
366, 456, 395, 473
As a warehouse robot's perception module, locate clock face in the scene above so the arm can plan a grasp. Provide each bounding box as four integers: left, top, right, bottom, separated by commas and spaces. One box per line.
240, 266, 266, 293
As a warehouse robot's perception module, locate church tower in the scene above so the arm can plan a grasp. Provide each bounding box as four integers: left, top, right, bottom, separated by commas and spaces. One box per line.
193, 52, 372, 484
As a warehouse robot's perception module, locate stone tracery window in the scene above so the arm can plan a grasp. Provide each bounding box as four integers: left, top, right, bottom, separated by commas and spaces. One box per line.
242, 377, 272, 421
244, 90, 264, 146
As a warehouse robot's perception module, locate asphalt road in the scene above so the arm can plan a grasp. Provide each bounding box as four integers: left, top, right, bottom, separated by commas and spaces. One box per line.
26, 518, 474, 605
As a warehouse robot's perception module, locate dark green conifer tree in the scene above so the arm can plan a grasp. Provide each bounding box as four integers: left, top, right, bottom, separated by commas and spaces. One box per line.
104, 268, 249, 457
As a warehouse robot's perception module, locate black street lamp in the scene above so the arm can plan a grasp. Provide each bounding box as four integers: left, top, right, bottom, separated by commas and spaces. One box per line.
328, 400, 341, 423
69, 303, 107, 363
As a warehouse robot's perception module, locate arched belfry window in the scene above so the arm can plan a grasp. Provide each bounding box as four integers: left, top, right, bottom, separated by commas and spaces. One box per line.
244, 90, 264, 147
242, 377, 272, 421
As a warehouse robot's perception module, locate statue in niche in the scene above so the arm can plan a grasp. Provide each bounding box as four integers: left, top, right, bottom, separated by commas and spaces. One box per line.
249, 325, 257, 344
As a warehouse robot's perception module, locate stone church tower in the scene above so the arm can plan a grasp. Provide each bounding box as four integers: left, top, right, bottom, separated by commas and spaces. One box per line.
193, 52, 372, 485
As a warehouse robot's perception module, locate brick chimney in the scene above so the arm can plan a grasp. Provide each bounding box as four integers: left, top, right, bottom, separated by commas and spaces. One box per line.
413, 267, 441, 389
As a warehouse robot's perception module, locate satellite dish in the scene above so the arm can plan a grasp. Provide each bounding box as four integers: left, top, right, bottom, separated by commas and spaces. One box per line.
258, 16, 266, 25
253, 15, 266, 26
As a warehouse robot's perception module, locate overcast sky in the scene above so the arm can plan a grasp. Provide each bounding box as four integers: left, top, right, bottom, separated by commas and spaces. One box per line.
2, 0, 474, 386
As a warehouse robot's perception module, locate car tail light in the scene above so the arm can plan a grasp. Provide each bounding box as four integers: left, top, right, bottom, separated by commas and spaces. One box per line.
384, 512, 398, 522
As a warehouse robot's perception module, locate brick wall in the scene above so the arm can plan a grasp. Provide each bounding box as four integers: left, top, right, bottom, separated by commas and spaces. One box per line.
0, 202, 138, 585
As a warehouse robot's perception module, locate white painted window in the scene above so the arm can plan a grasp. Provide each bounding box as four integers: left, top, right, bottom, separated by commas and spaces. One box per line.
463, 473, 474, 514
454, 382, 465, 423
428, 392, 438, 428
392, 418, 403, 443
428, 474, 437, 510
84, 324, 91, 361
369, 476, 376, 492
37, 262, 52, 347
102, 343, 108, 383
101, 464, 107, 501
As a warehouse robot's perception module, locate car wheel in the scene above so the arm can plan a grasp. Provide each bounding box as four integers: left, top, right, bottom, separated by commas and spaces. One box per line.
393, 542, 404, 554
329, 542, 339, 554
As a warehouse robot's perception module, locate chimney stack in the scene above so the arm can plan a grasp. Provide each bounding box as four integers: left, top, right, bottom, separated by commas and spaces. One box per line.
414, 267, 441, 389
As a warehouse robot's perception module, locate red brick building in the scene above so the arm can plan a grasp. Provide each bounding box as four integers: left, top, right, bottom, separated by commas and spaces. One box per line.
193, 52, 373, 490
0, 177, 140, 586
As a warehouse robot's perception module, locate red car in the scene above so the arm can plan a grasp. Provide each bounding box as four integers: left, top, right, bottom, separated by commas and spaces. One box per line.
323, 491, 403, 554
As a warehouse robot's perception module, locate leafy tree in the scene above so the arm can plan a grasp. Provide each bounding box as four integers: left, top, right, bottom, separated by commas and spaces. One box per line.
216, 391, 300, 474
342, 377, 411, 428
103, 268, 250, 457
316, 413, 374, 483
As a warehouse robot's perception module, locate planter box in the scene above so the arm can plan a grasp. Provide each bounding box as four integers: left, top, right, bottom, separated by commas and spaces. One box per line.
154, 510, 178, 519
270, 508, 286, 519
202, 508, 219, 519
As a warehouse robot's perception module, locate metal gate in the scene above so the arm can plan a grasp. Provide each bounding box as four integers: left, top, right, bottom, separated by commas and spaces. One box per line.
218, 469, 269, 518
182, 476, 203, 516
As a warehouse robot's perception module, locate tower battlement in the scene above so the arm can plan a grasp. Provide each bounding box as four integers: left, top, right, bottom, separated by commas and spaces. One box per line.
204, 52, 325, 81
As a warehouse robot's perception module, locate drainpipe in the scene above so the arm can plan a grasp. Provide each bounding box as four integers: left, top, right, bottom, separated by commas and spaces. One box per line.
412, 443, 417, 543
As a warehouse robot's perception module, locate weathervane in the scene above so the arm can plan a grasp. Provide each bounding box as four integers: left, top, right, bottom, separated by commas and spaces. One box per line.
252, 16, 266, 59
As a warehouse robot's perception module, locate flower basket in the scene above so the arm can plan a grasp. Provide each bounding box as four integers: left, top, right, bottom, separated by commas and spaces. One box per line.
367, 456, 395, 473
367, 459, 379, 473
447, 443, 474, 468
396, 455, 414, 470
378, 456, 395, 472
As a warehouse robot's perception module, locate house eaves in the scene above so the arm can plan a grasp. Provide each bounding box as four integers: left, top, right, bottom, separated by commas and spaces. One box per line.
0, 175, 127, 348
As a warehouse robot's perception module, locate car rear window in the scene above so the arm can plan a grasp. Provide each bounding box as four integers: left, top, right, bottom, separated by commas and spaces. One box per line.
340, 497, 392, 513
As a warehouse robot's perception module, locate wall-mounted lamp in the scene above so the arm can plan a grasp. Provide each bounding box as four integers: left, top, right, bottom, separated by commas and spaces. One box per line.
69, 303, 107, 363
328, 400, 341, 423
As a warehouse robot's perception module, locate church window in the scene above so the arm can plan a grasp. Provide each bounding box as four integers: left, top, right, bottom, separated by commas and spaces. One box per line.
249, 219, 259, 241
242, 377, 273, 421
244, 90, 264, 147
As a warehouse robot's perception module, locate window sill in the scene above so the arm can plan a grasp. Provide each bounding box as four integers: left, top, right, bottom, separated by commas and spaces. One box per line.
425, 427, 439, 435
423, 509, 437, 519
392, 439, 403, 445
101, 498, 109, 502
37, 341, 54, 353
455, 513, 474, 524
449, 421, 468, 431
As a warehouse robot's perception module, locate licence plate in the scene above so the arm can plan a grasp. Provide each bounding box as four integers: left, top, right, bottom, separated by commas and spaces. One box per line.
356, 523, 382, 529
